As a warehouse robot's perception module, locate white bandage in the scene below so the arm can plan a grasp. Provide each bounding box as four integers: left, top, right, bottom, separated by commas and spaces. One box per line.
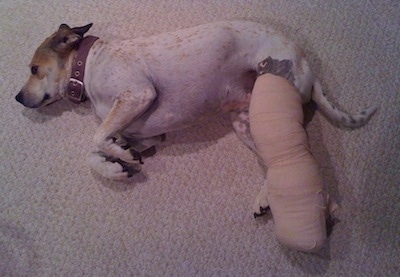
249, 73, 329, 252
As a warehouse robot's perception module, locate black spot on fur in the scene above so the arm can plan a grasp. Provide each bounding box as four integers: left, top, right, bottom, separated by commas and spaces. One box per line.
257, 56, 295, 83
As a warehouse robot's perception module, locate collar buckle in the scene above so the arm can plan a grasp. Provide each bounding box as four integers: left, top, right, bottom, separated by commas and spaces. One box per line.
67, 77, 86, 103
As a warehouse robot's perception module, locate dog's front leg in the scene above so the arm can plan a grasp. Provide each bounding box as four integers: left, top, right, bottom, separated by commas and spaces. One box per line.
89, 89, 156, 180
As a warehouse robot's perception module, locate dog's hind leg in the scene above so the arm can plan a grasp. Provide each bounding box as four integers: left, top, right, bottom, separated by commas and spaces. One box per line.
230, 110, 270, 216
230, 110, 256, 152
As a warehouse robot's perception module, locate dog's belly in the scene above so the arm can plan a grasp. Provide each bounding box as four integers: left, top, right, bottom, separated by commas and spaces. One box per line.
122, 72, 255, 139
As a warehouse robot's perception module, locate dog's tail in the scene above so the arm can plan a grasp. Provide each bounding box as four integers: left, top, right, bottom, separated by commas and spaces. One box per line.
311, 79, 377, 128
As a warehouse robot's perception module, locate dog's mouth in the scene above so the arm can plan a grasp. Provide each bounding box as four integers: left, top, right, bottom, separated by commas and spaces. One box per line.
39, 93, 61, 108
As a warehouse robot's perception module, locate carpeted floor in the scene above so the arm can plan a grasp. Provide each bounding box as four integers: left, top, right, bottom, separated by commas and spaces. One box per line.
1, 0, 399, 276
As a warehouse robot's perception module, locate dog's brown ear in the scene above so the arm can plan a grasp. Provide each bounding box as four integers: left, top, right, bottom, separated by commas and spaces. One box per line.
71, 23, 93, 37
51, 23, 93, 54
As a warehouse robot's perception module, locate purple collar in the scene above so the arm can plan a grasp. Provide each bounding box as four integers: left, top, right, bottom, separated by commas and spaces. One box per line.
66, 36, 99, 103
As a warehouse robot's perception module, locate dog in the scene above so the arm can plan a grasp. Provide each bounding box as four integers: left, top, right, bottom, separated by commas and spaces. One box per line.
15, 21, 376, 215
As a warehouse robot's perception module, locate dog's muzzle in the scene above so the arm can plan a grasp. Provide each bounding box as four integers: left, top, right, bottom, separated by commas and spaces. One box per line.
15, 91, 50, 108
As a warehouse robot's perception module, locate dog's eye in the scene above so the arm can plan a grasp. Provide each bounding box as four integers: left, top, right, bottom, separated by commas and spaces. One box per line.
31, 66, 39, 75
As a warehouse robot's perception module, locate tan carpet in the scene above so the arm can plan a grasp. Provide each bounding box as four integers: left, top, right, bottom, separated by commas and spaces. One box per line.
1, 0, 399, 276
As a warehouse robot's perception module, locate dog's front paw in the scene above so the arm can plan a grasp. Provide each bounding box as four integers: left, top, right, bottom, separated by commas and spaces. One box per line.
97, 137, 145, 165
88, 152, 142, 180
253, 184, 270, 218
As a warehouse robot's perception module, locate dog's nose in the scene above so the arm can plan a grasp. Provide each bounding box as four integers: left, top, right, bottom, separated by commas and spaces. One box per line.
15, 91, 24, 104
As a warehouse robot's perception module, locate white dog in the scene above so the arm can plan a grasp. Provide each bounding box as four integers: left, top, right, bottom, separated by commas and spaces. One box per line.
16, 21, 375, 215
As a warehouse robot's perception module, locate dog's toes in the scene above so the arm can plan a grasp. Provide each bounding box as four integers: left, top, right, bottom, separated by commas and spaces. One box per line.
129, 149, 143, 164
107, 157, 142, 178
253, 206, 271, 218
253, 184, 270, 218
115, 148, 144, 165
88, 152, 142, 180
119, 160, 142, 177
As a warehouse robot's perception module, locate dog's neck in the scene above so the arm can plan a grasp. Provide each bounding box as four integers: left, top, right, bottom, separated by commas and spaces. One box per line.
66, 36, 99, 103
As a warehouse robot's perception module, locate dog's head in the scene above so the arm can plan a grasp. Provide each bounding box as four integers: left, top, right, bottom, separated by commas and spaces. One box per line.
15, 23, 93, 108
